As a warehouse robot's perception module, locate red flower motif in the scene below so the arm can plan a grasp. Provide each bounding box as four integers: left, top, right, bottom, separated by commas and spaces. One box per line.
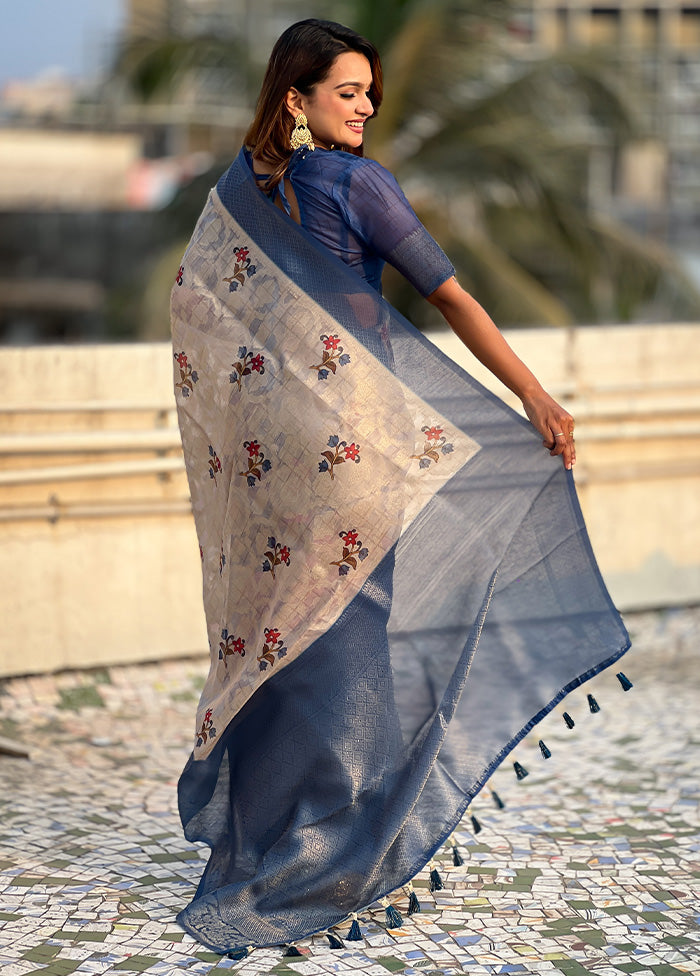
232, 637, 245, 655
425, 426, 444, 440
278, 546, 291, 563
246, 440, 261, 457
176, 352, 188, 368
343, 442, 360, 461
236, 248, 249, 263
250, 354, 265, 372
340, 530, 359, 547
204, 708, 212, 722
323, 335, 341, 351
265, 628, 281, 645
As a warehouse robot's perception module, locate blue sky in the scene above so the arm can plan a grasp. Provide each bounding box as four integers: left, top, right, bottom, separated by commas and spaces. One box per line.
0, 0, 125, 85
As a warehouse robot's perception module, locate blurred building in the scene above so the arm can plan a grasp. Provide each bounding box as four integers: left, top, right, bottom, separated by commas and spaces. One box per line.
528, 1, 700, 235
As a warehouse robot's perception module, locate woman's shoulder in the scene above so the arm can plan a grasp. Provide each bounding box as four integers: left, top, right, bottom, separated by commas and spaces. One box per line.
293, 148, 396, 186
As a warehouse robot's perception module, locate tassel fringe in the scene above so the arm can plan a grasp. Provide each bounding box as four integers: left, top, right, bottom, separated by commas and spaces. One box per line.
453, 842, 465, 864
326, 932, 344, 949
469, 813, 482, 835
405, 881, 421, 915
539, 739, 552, 759
380, 896, 403, 929
490, 787, 505, 809
617, 671, 633, 691
513, 760, 529, 780
429, 860, 444, 891
283, 945, 303, 957
563, 711, 575, 729
227, 947, 250, 961
587, 693, 600, 713
346, 913, 362, 941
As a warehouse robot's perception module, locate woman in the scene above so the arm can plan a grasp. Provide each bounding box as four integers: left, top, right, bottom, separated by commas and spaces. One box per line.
171, 19, 629, 955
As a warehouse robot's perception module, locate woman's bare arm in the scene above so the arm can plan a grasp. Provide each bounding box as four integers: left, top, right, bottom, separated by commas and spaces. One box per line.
427, 276, 576, 469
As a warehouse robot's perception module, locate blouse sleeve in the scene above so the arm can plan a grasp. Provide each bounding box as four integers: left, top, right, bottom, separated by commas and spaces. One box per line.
332, 158, 455, 297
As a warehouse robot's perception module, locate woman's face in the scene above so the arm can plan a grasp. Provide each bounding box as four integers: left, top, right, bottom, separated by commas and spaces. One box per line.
291, 51, 374, 150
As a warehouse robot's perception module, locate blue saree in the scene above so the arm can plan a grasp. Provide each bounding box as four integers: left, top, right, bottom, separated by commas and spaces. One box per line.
170, 146, 630, 953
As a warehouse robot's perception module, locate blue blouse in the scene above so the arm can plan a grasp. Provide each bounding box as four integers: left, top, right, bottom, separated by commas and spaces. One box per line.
245, 147, 454, 297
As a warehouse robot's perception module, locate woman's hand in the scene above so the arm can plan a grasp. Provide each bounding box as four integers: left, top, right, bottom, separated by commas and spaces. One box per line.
521, 391, 576, 470
427, 277, 575, 469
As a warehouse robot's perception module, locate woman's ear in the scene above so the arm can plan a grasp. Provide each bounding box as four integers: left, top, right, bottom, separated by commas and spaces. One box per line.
285, 87, 304, 118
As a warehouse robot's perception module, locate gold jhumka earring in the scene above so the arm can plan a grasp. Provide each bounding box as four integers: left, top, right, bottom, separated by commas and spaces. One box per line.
290, 112, 315, 152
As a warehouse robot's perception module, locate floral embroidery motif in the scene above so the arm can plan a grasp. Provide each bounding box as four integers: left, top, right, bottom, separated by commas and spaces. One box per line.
411, 425, 455, 469
219, 545, 226, 575
208, 445, 222, 484
262, 536, 291, 578
331, 529, 369, 576
219, 629, 246, 668
239, 439, 272, 486
319, 435, 361, 480
174, 351, 199, 397
309, 333, 351, 380
230, 346, 265, 391
196, 708, 216, 747
223, 245, 257, 291
175, 265, 184, 286
257, 626, 287, 671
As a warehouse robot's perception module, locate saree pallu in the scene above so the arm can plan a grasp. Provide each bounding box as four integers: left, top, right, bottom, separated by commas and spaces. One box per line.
171, 148, 630, 953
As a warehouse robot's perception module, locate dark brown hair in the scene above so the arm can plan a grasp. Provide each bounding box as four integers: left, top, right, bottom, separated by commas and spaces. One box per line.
245, 19, 383, 188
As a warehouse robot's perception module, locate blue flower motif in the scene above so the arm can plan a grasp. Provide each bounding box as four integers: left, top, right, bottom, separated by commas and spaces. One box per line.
221, 628, 229, 639
191, 370, 199, 383
259, 660, 268, 671
442, 443, 454, 455
229, 372, 237, 384
229, 281, 238, 292
209, 445, 216, 457
338, 564, 350, 576
419, 457, 431, 469
358, 548, 369, 561
318, 460, 329, 473
210, 727, 217, 739
262, 459, 272, 472
247, 474, 256, 487
267, 536, 276, 548
328, 434, 340, 447
338, 354, 351, 366
278, 647, 287, 658
238, 346, 247, 359
182, 387, 190, 397
196, 736, 204, 747
317, 369, 329, 381
247, 265, 257, 277
262, 559, 271, 573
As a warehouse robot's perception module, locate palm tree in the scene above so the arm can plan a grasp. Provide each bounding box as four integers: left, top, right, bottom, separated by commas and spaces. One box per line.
110, 0, 700, 336
353, 0, 700, 327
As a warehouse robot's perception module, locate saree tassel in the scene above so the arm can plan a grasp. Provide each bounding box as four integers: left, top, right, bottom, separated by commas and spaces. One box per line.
513, 760, 529, 780
490, 787, 505, 810
539, 739, 552, 759
346, 912, 362, 941
283, 945, 303, 957
453, 842, 465, 864
469, 813, 482, 836
428, 859, 444, 891
587, 693, 600, 713
617, 671, 633, 691
380, 896, 403, 929
405, 881, 421, 915
227, 947, 250, 961
563, 711, 575, 729
326, 932, 344, 949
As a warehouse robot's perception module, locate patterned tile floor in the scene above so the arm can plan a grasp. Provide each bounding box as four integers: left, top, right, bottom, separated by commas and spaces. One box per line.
1, 607, 699, 976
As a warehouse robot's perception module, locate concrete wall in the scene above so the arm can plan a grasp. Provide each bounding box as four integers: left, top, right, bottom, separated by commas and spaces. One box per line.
1, 325, 699, 677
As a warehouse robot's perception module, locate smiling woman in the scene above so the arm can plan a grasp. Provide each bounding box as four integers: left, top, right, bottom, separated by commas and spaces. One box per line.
170, 17, 629, 958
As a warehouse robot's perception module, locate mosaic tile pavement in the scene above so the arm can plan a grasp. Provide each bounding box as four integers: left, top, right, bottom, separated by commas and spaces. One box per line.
1, 607, 698, 976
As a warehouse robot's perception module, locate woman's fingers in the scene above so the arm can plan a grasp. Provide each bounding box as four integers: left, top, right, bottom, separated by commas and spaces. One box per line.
544, 415, 575, 469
